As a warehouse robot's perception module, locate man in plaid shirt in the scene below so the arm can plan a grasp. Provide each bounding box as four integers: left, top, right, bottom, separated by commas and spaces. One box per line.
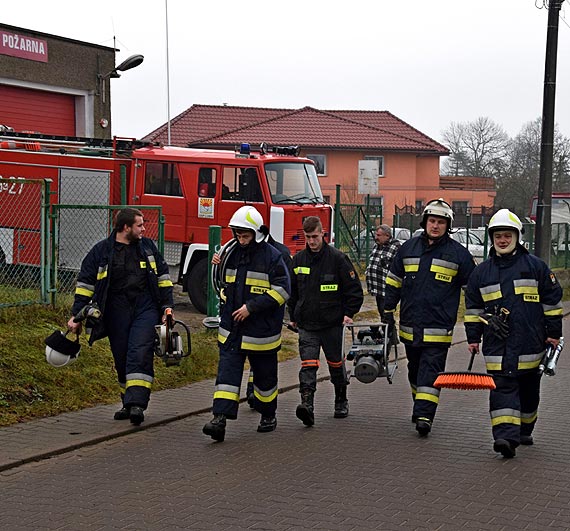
365, 225, 401, 320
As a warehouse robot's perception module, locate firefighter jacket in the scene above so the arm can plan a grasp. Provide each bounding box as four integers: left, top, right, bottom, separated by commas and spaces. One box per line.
385, 233, 476, 347
218, 240, 290, 353
288, 242, 364, 331
71, 231, 174, 345
464, 244, 563, 374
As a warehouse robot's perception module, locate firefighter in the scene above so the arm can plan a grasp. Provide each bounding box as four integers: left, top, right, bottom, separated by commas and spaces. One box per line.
464, 209, 563, 458
203, 206, 290, 442
384, 199, 476, 436
67, 208, 174, 426
288, 216, 363, 426
245, 229, 293, 408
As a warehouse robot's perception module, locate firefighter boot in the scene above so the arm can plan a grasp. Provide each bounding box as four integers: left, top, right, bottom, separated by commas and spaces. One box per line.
114, 407, 130, 420
334, 385, 349, 418
415, 417, 432, 437
296, 390, 315, 427
203, 414, 227, 442
493, 438, 516, 458
257, 416, 277, 432
129, 406, 145, 426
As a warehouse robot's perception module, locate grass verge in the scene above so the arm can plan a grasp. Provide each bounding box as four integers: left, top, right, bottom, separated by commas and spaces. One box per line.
0, 301, 298, 427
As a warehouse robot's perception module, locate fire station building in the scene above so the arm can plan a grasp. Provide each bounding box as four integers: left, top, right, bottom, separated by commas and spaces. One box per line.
0, 23, 116, 139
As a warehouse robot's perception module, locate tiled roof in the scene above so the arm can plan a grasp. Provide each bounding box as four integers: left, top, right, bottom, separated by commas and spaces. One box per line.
143, 104, 448, 155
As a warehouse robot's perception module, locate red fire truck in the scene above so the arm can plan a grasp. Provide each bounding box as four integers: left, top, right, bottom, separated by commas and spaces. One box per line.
0, 132, 332, 312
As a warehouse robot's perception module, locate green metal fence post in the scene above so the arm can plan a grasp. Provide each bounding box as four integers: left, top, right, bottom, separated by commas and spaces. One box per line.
40, 179, 52, 304
334, 185, 341, 249
50, 204, 58, 307
157, 210, 165, 255
207, 226, 222, 317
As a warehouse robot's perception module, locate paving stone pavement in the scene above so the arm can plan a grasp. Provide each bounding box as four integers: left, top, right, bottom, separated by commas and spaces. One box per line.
0, 304, 569, 529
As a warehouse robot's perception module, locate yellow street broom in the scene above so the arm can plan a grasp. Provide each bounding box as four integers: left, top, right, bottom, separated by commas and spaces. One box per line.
434, 348, 496, 391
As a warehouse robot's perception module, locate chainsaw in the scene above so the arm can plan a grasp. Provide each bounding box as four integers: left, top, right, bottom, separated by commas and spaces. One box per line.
154, 308, 192, 367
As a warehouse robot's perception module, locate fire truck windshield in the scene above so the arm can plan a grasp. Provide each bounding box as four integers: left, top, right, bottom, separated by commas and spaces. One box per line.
264, 162, 325, 204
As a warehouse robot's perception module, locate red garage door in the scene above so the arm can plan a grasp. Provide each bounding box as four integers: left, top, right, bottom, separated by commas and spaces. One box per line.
0, 85, 76, 136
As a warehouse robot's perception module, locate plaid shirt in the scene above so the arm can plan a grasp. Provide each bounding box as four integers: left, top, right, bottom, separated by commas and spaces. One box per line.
365, 237, 401, 296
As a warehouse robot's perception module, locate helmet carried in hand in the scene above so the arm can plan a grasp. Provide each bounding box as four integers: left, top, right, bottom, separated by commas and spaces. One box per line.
44, 330, 81, 367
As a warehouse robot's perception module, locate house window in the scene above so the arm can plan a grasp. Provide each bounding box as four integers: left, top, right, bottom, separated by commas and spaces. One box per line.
364, 155, 384, 177
368, 196, 383, 206
307, 154, 326, 176
415, 200, 424, 212
452, 201, 469, 215
144, 162, 182, 196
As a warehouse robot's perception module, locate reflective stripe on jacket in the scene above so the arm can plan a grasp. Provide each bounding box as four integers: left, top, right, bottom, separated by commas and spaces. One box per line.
385, 233, 476, 347
218, 240, 290, 353
71, 231, 174, 345
288, 243, 363, 330
464, 244, 562, 373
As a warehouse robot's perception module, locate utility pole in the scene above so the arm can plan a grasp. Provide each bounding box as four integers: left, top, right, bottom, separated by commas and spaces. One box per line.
535, 0, 564, 263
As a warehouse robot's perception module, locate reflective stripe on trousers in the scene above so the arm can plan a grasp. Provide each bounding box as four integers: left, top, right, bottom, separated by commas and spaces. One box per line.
298, 326, 348, 392
213, 346, 278, 419
490, 371, 542, 445
104, 291, 159, 409
405, 345, 448, 421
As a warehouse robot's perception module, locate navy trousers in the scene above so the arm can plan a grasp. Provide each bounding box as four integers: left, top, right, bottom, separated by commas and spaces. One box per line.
104, 291, 159, 409
490, 371, 542, 446
405, 345, 448, 421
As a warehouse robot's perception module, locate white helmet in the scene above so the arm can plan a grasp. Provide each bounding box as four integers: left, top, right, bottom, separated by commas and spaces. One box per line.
488, 208, 523, 237
44, 331, 81, 368
229, 205, 265, 243
421, 198, 454, 230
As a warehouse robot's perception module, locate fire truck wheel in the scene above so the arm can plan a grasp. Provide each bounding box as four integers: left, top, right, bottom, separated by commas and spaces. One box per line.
187, 257, 208, 314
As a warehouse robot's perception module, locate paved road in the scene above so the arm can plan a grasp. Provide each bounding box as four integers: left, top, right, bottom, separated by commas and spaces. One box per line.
1, 315, 569, 529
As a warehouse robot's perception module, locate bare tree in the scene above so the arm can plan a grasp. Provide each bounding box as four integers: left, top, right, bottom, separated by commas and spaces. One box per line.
495, 118, 570, 217
441, 117, 510, 177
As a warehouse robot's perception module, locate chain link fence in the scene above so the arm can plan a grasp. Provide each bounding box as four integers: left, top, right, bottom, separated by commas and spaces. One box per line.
335, 195, 570, 269
334, 199, 383, 270
0, 178, 51, 308
50, 205, 164, 305
0, 193, 164, 310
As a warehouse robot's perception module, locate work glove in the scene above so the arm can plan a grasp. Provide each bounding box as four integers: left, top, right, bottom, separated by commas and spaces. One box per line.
479, 313, 509, 340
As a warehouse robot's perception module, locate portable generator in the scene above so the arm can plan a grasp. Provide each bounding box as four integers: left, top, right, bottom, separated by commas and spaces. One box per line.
344, 322, 398, 384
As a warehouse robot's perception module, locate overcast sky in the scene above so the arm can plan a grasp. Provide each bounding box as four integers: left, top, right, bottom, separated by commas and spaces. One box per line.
4, 0, 570, 144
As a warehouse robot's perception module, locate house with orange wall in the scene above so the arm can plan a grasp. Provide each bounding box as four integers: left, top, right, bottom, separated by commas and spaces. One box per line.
143, 105, 495, 222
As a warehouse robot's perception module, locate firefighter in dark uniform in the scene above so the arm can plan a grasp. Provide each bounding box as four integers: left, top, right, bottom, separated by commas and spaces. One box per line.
67, 208, 174, 426
203, 206, 290, 442
384, 199, 475, 436
288, 216, 363, 426
465, 209, 562, 458
245, 230, 293, 408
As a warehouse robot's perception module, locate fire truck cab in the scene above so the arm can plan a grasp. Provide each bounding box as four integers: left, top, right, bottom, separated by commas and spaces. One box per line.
0, 134, 332, 313
129, 142, 332, 313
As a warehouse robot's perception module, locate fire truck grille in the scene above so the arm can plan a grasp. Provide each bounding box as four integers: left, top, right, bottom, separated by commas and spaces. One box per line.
286, 230, 306, 253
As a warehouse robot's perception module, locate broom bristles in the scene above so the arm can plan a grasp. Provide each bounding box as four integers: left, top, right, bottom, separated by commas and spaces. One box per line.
434, 371, 496, 390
